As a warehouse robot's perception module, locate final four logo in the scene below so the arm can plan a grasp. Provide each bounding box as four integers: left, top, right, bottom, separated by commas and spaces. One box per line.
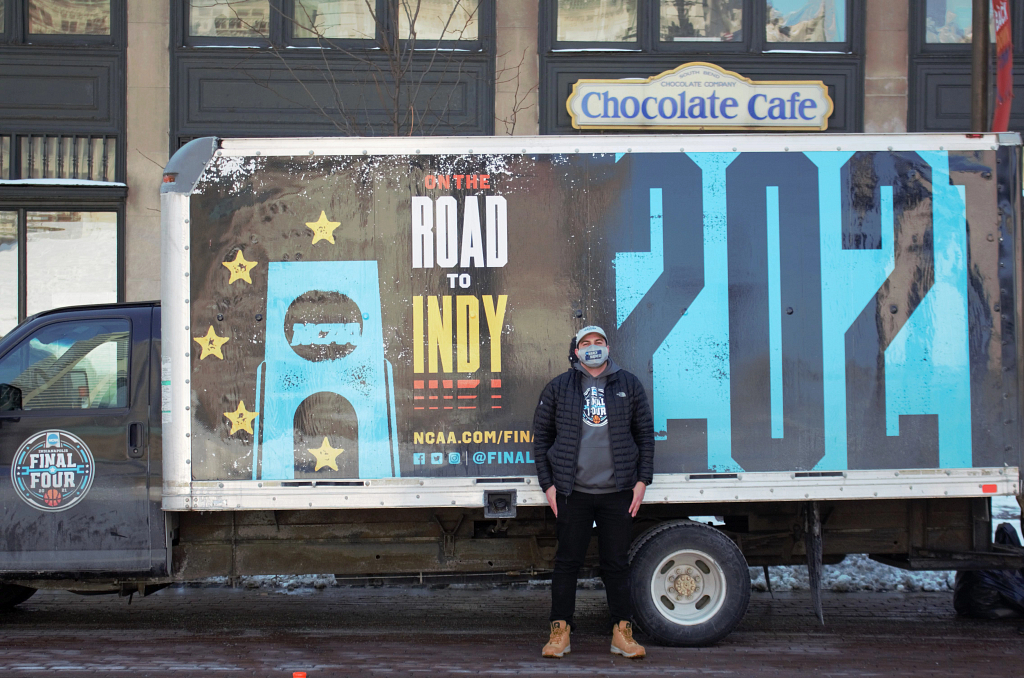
10, 430, 95, 512
582, 387, 608, 428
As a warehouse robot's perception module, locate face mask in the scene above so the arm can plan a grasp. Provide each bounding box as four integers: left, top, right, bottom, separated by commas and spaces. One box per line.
579, 345, 609, 368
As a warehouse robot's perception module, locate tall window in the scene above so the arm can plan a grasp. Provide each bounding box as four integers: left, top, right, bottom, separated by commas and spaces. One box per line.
0, 211, 15, 336
557, 0, 637, 42
28, 0, 110, 35
765, 0, 845, 43
923, 0, 998, 44
0, 0, 117, 42
0, 210, 121, 339
551, 0, 854, 51
909, 0, 1023, 131
0, 2, 126, 338
186, 0, 483, 45
188, 0, 268, 38
660, 0, 742, 42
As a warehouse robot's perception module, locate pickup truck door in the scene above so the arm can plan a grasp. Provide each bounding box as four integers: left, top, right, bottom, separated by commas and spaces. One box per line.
0, 305, 164, 576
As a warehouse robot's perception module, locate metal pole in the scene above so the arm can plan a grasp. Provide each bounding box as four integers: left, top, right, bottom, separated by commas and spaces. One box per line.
971, 0, 990, 131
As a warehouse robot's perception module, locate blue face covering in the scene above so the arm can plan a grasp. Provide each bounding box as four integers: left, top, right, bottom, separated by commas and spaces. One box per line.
579, 345, 609, 368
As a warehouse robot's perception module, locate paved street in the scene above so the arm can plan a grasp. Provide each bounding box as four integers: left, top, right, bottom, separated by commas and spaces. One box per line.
0, 584, 1021, 677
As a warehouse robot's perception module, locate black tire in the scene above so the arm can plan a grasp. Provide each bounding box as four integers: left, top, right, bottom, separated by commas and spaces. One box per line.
0, 584, 36, 609
630, 520, 750, 646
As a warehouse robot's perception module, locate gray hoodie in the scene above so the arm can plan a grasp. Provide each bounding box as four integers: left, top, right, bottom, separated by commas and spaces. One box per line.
573, 358, 621, 494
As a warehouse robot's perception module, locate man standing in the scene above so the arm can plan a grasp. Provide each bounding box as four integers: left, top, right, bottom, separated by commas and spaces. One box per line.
532, 326, 654, 659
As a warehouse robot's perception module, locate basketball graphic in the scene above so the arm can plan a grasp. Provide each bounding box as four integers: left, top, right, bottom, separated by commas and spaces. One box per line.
10, 430, 95, 512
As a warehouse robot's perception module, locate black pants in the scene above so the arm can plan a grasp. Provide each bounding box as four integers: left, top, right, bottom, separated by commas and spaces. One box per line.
550, 489, 633, 628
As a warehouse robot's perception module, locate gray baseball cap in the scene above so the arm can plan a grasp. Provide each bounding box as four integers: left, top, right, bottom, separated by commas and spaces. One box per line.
574, 325, 607, 347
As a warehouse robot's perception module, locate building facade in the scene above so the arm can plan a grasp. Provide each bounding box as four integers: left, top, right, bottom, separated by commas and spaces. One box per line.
1, 0, 1022, 335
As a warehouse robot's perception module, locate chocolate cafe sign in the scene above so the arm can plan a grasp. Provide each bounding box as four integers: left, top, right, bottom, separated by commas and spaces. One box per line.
567, 62, 833, 131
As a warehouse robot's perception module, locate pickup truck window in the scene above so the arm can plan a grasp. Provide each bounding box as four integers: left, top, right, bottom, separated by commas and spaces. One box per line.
0, 319, 129, 412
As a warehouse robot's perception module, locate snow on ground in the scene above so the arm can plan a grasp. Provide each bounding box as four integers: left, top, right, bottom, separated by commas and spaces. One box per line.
992, 494, 1023, 543
748, 554, 957, 593
749, 497, 1019, 594
202, 497, 1022, 594
753, 496, 1021, 593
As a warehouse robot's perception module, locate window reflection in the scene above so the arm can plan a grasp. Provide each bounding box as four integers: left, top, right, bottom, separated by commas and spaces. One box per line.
661, 0, 742, 42
190, 0, 269, 38
26, 212, 117, 317
557, 0, 637, 42
925, 0, 993, 43
766, 0, 845, 42
293, 0, 376, 39
399, 0, 479, 41
0, 212, 16, 339
28, 0, 110, 35
0, 319, 129, 411
1, 0, 5, 33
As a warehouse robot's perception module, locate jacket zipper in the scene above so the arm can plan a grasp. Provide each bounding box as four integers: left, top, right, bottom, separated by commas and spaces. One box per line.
568, 370, 620, 495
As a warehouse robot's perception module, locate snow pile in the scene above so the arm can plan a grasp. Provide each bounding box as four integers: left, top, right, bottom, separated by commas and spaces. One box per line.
749, 496, 1020, 593
244, 574, 337, 590
190, 574, 339, 591
749, 554, 957, 593
992, 494, 1023, 544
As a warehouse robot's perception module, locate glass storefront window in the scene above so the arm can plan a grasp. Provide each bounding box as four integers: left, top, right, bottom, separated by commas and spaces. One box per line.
398, 0, 479, 41
28, 0, 110, 35
190, 0, 269, 38
660, 0, 742, 42
766, 0, 845, 42
0, 212, 17, 339
292, 0, 377, 39
1, 0, 5, 34
557, 0, 637, 42
26, 212, 117, 317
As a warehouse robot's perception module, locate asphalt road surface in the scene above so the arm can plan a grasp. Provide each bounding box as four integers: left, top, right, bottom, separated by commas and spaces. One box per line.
0, 585, 1021, 677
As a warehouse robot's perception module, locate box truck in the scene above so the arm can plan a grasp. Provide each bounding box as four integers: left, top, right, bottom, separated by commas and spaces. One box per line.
1, 133, 1021, 645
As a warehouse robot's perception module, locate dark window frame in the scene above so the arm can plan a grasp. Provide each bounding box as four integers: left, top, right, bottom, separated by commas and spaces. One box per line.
0, 198, 126, 326
181, 0, 491, 51
545, 0, 859, 55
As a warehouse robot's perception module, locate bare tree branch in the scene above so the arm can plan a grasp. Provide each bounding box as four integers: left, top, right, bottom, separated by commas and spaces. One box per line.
199, 0, 517, 136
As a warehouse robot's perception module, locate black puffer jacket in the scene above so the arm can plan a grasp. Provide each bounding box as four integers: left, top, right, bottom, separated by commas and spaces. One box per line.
532, 367, 654, 495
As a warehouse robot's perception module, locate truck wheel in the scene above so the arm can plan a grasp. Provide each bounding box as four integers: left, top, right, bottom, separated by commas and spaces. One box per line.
0, 584, 36, 609
629, 520, 750, 646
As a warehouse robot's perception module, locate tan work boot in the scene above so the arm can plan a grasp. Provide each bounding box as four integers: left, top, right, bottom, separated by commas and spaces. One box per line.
610, 620, 646, 658
542, 620, 571, 658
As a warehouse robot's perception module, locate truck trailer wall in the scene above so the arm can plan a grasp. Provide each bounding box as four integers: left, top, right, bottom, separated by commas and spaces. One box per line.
169, 137, 1020, 495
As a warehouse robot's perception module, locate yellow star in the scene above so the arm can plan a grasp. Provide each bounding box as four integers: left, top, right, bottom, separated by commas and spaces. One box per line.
306, 211, 341, 245
223, 400, 258, 436
193, 326, 229, 360
222, 250, 257, 284
308, 437, 344, 472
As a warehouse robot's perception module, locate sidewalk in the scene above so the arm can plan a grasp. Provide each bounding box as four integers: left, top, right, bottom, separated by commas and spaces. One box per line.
0, 586, 1021, 676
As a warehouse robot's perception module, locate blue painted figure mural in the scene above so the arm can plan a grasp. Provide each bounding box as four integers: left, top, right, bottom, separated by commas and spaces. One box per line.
253, 261, 399, 480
